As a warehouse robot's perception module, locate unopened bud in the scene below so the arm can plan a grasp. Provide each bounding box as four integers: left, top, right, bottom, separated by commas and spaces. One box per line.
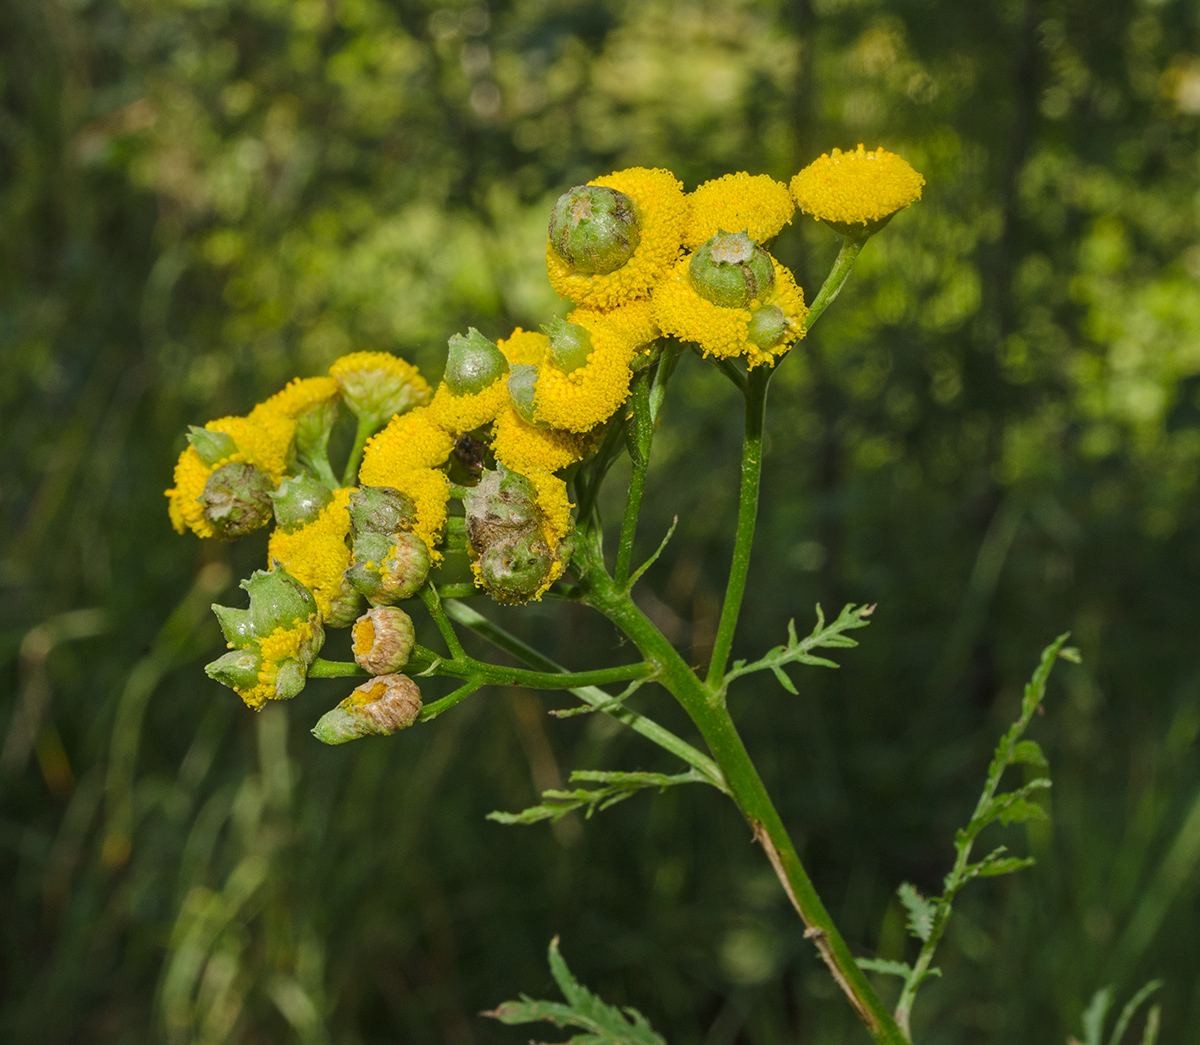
348, 486, 417, 537
747, 304, 789, 350
201, 461, 275, 539
187, 426, 238, 466
346, 531, 431, 605
352, 606, 415, 674
205, 646, 262, 690
271, 474, 334, 533
242, 565, 318, 636
545, 319, 593, 374
688, 231, 775, 308
507, 364, 543, 426
464, 467, 539, 544
212, 604, 256, 648
322, 581, 365, 629
549, 185, 640, 274
312, 674, 423, 744
292, 395, 339, 468
445, 328, 509, 395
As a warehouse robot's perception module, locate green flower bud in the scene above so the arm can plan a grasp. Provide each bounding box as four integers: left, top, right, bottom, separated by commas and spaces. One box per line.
352, 606, 416, 675
322, 582, 365, 629
312, 674, 423, 745
346, 532, 430, 605
200, 461, 275, 539
444, 328, 509, 396
545, 319, 593, 374
478, 529, 554, 603
205, 646, 262, 690
746, 304, 789, 350
271, 474, 334, 533
242, 564, 318, 637
688, 231, 775, 309
211, 604, 256, 648
187, 426, 238, 467
273, 658, 309, 702
549, 185, 640, 274
293, 396, 340, 478
349, 486, 417, 537
507, 364, 544, 426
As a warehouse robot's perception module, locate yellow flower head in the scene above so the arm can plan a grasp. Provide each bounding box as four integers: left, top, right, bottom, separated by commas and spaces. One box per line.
267, 487, 354, 619
683, 173, 796, 251
359, 407, 455, 478
330, 351, 431, 423
527, 468, 573, 551
426, 379, 508, 435
790, 145, 924, 231
358, 410, 453, 557
238, 618, 321, 710
259, 376, 341, 421
547, 168, 687, 309
497, 328, 550, 367
164, 411, 296, 538
530, 306, 648, 433
491, 405, 585, 476
653, 254, 808, 367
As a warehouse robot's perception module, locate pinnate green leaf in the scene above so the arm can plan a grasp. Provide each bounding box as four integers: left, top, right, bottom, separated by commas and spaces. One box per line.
897, 882, 934, 942
485, 937, 666, 1045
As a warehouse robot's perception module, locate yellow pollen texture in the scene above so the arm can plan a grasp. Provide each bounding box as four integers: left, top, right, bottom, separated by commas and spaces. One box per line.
653, 255, 808, 367
329, 351, 431, 399
790, 145, 924, 226
239, 619, 318, 709
260, 376, 340, 420
497, 328, 549, 366
352, 616, 376, 658
532, 309, 642, 433
547, 167, 687, 310
684, 173, 796, 250
360, 408, 454, 476
491, 406, 585, 476
166, 446, 216, 537
427, 379, 508, 435
267, 488, 354, 619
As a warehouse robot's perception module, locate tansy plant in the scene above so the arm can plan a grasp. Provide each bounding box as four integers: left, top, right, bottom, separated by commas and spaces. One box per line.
167, 147, 1078, 1043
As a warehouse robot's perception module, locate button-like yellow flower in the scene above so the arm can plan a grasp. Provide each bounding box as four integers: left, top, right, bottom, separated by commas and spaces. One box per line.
267, 487, 355, 620
653, 253, 808, 368
497, 327, 550, 366
358, 409, 454, 557
790, 145, 924, 235
547, 167, 687, 310
330, 351, 431, 426
491, 405, 586, 475
260, 376, 341, 421
165, 411, 296, 538
239, 618, 324, 710
683, 173, 796, 251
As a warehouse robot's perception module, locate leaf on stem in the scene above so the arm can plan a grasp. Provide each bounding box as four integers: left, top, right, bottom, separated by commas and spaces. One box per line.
551, 679, 647, 718
855, 958, 913, 979
487, 769, 707, 825
626, 516, 678, 590
483, 937, 666, 1045
722, 604, 875, 693
897, 883, 934, 942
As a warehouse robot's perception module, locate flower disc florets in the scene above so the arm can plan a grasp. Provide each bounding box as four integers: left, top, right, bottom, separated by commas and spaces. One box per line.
683, 173, 795, 250
790, 144, 924, 236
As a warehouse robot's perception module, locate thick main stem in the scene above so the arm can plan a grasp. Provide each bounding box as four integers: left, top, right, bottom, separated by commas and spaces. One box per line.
579, 553, 905, 1045
706, 364, 771, 687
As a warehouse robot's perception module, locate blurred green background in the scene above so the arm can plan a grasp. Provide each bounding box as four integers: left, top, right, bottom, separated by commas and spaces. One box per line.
3, 0, 1200, 1041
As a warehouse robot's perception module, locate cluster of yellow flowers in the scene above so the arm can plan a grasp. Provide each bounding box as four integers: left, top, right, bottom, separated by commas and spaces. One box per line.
168, 147, 923, 711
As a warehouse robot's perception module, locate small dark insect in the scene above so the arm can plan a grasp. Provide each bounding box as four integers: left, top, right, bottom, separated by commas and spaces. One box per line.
453, 433, 487, 475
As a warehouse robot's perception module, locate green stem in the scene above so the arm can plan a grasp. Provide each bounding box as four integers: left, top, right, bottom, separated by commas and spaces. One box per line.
420, 583, 467, 660
441, 598, 727, 791
614, 367, 655, 589
706, 364, 771, 689
803, 237, 864, 333
341, 415, 374, 487
576, 544, 905, 1045
309, 658, 369, 679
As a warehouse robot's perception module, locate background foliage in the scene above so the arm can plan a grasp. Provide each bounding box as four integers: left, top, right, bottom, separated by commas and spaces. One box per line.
2, 0, 1200, 1041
